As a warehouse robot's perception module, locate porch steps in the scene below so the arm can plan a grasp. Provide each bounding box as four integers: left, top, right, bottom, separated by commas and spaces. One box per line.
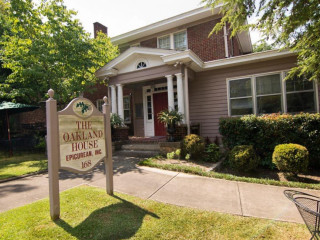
116, 143, 160, 158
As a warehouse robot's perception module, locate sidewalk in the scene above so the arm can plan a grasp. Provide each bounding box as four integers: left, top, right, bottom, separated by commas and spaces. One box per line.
1, 154, 319, 224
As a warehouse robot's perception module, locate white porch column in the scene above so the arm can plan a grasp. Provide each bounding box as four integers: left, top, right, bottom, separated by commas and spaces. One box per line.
166, 75, 175, 111
117, 84, 124, 120
184, 68, 191, 134
110, 85, 117, 114
175, 73, 185, 121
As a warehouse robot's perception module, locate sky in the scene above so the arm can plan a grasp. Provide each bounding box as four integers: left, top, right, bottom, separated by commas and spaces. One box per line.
63, 0, 261, 44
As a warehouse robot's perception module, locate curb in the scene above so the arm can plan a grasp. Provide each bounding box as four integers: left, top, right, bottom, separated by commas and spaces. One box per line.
0, 170, 48, 183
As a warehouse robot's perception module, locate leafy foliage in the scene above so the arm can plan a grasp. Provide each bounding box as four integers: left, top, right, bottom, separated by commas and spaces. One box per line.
202, 0, 320, 82
272, 144, 309, 175
0, 0, 118, 104
181, 134, 205, 161
166, 149, 181, 160
110, 113, 124, 128
157, 109, 183, 126
228, 145, 259, 172
219, 113, 320, 168
253, 39, 273, 52
204, 143, 221, 162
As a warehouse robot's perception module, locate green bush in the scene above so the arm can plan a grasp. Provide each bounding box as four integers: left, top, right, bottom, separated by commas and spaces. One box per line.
229, 145, 258, 172
204, 143, 221, 162
219, 113, 320, 168
110, 113, 123, 128
182, 134, 205, 161
272, 144, 309, 175
166, 149, 181, 159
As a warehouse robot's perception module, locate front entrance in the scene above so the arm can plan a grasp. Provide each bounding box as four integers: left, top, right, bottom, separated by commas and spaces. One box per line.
153, 92, 168, 136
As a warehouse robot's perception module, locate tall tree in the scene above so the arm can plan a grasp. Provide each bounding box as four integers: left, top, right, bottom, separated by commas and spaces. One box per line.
202, 0, 320, 82
0, 0, 118, 104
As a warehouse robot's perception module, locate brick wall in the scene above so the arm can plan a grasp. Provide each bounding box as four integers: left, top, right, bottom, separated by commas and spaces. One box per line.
93, 22, 108, 38
84, 84, 109, 107
188, 19, 227, 62
140, 37, 157, 48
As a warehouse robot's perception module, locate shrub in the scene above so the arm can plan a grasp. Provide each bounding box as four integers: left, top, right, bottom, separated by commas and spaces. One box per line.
219, 113, 320, 168
204, 143, 221, 162
229, 145, 258, 171
182, 134, 205, 160
110, 113, 124, 128
166, 149, 181, 159
272, 144, 309, 175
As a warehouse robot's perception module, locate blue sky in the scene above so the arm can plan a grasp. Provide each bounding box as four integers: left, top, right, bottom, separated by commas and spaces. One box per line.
63, 0, 260, 44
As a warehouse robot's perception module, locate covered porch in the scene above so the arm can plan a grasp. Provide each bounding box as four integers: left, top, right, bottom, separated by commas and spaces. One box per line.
96, 47, 196, 138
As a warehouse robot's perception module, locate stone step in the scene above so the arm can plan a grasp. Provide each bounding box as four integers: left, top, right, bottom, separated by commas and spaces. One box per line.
115, 150, 160, 158
121, 143, 160, 151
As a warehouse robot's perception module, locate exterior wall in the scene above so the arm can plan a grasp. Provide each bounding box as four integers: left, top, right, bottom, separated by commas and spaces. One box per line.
189, 56, 298, 142
140, 38, 157, 48
187, 19, 225, 61
84, 84, 109, 106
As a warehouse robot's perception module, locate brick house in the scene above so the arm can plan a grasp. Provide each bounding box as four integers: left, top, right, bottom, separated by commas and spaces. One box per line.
89, 6, 318, 141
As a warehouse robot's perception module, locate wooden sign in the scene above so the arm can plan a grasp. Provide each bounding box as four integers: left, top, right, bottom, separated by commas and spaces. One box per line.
58, 98, 106, 172
46, 89, 113, 220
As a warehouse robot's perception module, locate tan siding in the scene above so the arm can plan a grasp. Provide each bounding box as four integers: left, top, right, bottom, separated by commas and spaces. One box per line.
133, 87, 144, 137
189, 56, 297, 141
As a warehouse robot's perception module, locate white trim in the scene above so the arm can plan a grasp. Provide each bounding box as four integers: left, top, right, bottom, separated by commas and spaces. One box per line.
157, 29, 188, 51
96, 47, 179, 77
226, 70, 319, 116
143, 86, 155, 137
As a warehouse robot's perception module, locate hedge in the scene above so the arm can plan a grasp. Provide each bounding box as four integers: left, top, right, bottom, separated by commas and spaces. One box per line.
219, 113, 320, 168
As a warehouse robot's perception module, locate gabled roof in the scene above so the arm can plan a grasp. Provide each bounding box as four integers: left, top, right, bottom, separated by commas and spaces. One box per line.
96, 47, 180, 77
111, 6, 252, 53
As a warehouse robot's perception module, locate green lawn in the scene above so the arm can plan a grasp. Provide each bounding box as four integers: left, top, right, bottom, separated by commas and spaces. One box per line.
0, 152, 47, 180
0, 185, 309, 240
139, 158, 320, 190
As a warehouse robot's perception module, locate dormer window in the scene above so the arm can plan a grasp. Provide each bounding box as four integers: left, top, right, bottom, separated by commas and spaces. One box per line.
158, 30, 187, 50
137, 61, 147, 69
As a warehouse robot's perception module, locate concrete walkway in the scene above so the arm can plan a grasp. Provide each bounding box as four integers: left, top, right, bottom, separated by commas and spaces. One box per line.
1, 155, 319, 224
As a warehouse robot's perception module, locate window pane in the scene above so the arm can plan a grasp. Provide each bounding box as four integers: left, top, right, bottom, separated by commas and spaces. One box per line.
287, 92, 315, 113
256, 74, 281, 95
174, 31, 187, 50
158, 35, 170, 49
229, 78, 252, 98
257, 95, 281, 114
286, 75, 313, 92
124, 110, 131, 123
147, 96, 152, 120
230, 98, 253, 115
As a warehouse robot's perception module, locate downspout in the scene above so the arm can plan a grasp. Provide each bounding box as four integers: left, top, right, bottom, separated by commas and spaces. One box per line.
224, 24, 229, 58
184, 66, 191, 135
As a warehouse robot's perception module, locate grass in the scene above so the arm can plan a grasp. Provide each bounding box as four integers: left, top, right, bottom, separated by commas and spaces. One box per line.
139, 158, 320, 190
0, 185, 309, 240
0, 152, 47, 180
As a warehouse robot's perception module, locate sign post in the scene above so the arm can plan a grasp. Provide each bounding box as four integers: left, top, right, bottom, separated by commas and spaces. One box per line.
46, 89, 113, 220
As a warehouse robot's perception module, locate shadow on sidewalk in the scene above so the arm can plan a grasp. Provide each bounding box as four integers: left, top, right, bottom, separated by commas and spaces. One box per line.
54, 195, 159, 240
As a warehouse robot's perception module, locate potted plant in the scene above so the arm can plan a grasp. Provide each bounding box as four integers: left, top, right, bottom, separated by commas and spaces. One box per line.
110, 113, 129, 141
157, 109, 183, 142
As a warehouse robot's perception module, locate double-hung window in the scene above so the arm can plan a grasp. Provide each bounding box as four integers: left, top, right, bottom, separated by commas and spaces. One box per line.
286, 75, 316, 113
229, 78, 253, 115
158, 35, 170, 49
228, 71, 318, 116
158, 31, 187, 50
256, 74, 282, 114
173, 31, 187, 50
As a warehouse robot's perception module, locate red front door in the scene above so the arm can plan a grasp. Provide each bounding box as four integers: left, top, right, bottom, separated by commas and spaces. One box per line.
153, 92, 168, 136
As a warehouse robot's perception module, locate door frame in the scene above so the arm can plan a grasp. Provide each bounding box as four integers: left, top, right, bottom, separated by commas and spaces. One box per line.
143, 82, 177, 137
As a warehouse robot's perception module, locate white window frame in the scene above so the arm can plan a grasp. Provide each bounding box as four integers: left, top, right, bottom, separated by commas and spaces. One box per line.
226, 70, 319, 116
157, 30, 187, 50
